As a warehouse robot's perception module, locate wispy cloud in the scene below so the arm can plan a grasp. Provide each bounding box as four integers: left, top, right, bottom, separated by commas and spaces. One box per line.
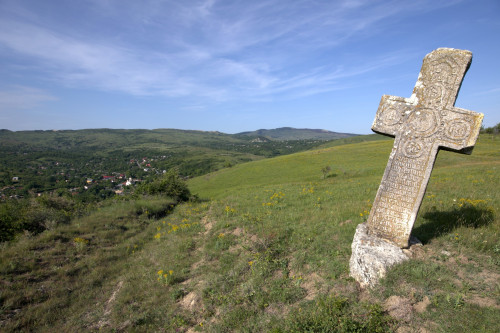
0, 0, 462, 102
472, 87, 500, 96
0, 85, 57, 110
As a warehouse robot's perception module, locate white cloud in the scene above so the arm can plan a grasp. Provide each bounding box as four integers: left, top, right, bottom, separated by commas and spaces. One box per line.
0, 0, 463, 102
0, 85, 57, 110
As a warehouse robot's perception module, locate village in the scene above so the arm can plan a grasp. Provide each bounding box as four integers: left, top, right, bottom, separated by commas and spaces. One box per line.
0, 155, 170, 201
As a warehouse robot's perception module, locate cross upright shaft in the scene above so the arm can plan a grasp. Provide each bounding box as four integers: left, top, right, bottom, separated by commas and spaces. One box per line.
366, 48, 484, 248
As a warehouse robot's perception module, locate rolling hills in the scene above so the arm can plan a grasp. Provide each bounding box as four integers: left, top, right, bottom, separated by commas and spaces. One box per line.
0, 133, 498, 332
0, 128, 355, 200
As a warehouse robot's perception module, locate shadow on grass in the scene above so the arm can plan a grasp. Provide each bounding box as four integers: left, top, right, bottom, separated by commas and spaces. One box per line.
413, 205, 495, 244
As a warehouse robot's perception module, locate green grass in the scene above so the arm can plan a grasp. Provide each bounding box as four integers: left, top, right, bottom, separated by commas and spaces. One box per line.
0, 197, 182, 331
1, 134, 498, 331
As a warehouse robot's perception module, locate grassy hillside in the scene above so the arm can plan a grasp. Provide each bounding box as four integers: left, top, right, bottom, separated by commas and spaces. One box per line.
0, 134, 498, 331
189, 134, 393, 199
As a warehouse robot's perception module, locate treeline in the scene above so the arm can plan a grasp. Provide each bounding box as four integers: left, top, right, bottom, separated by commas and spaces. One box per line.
481, 122, 500, 134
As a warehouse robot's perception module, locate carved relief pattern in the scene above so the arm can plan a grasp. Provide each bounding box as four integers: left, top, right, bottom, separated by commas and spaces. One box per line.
367, 49, 482, 248
402, 140, 424, 158
369, 151, 428, 243
373, 97, 414, 136
421, 57, 459, 110
445, 119, 472, 141
406, 109, 438, 137
380, 105, 402, 126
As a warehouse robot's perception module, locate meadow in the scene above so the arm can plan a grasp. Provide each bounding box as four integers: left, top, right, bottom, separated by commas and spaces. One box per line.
0, 133, 498, 332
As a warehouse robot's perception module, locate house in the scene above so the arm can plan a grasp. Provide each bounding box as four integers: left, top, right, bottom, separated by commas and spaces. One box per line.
102, 175, 115, 182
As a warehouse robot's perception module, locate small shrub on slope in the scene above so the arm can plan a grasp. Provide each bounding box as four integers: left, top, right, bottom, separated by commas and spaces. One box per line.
139, 168, 191, 202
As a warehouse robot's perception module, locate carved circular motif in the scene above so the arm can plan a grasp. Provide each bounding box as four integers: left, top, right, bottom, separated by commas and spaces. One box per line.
403, 140, 424, 158
407, 108, 438, 137
445, 120, 471, 141
379, 105, 401, 126
425, 84, 445, 108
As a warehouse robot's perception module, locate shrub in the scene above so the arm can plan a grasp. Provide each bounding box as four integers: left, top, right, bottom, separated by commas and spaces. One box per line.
0, 194, 86, 242
140, 169, 191, 202
0, 201, 25, 241
37, 194, 76, 212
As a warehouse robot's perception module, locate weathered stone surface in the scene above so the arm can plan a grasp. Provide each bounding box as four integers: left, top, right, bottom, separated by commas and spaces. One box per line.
366, 48, 483, 248
349, 223, 417, 288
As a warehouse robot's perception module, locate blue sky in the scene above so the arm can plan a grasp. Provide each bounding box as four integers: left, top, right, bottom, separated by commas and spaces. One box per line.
0, 0, 499, 134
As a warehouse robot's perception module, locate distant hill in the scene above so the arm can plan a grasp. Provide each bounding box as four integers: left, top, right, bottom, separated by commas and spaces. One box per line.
0, 128, 367, 198
236, 127, 357, 141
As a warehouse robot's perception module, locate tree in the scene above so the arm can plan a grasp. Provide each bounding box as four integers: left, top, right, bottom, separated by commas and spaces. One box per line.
481, 122, 500, 134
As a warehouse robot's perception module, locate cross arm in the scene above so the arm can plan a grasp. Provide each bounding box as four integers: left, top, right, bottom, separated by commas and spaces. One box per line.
438, 107, 484, 154
371, 95, 415, 137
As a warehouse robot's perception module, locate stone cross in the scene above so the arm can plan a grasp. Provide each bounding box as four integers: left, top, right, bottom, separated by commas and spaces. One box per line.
366, 48, 483, 248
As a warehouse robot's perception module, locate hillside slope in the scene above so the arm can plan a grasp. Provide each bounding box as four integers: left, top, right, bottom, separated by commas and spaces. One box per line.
1, 135, 498, 332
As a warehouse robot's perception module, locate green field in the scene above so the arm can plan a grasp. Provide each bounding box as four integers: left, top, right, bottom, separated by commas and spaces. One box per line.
0, 134, 498, 331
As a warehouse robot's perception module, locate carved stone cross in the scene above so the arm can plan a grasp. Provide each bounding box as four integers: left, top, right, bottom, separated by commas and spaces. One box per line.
366, 48, 483, 248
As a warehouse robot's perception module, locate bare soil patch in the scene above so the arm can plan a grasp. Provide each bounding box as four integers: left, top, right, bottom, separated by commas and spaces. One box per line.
413, 296, 431, 313
384, 295, 413, 322
467, 296, 500, 309
179, 291, 203, 312
95, 280, 124, 329
302, 272, 325, 301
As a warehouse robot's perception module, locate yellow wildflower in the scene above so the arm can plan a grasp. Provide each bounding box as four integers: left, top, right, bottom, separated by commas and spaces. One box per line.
73, 237, 89, 244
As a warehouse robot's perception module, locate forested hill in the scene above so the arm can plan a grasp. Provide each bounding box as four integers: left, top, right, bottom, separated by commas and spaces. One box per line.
0, 127, 356, 150
236, 127, 356, 141
0, 128, 238, 151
